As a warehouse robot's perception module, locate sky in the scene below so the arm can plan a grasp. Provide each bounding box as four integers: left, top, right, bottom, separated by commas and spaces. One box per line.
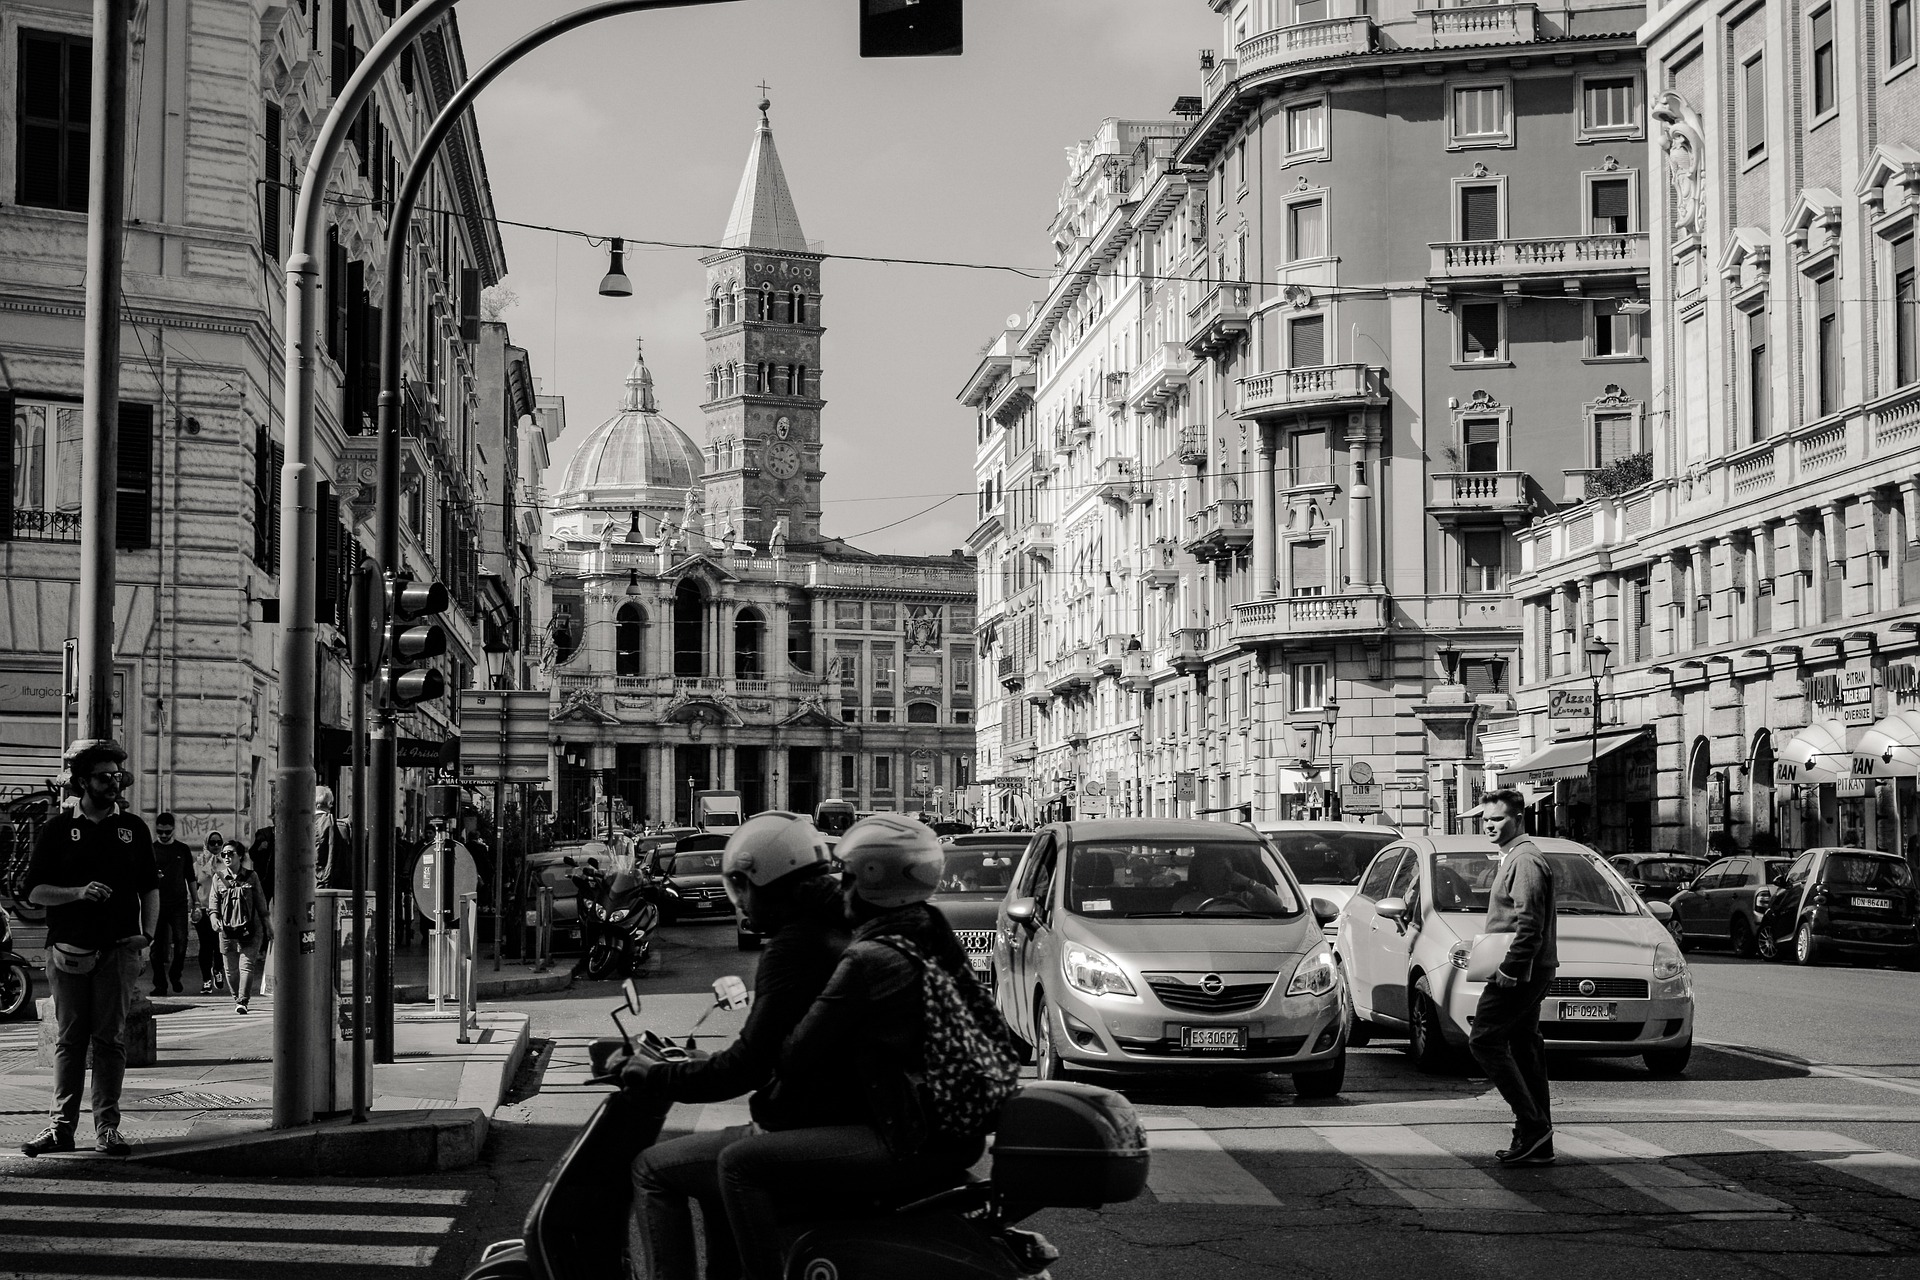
457, 0, 1218, 556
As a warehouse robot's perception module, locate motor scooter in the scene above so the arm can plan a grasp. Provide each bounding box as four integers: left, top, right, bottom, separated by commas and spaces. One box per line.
0, 903, 33, 1020
571, 862, 662, 981
464, 978, 1149, 1280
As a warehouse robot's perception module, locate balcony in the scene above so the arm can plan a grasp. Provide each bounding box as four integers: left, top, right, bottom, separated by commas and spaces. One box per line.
1177, 424, 1210, 466
1201, 56, 1238, 109
1428, 233, 1649, 283
1103, 371, 1130, 411
1236, 364, 1385, 418
1237, 16, 1376, 75
1428, 471, 1531, 518
1142, 539, 1181, 589
1097, 634, 1133, 675
1047, 647, 1098, 695
1024, 682, 1055, 708
1119, 650, 1153, 690
997, 653, 1024, 691
987, 368, 1037, 428
1186, 284, 1251, 358
1129, 341, 1195, 410
1017, 521, 1055, 558
1413, 4, 1537, 48
1230, 594, 1390, 645
1095, 456, 1139, 504
1183, 500, 1254, 561
1170, 627, 1209, 675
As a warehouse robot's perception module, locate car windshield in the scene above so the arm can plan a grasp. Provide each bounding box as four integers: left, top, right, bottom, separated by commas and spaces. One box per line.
1822, 854, 1915, 890
1628, 860, 1703, 885
934, 846, 1022, 895
1067, 841, 1301, 918
667, 852, 723, 875
1430, 850, 1642, 915
1267, 830, 1399, 885
815, 808, 857, 837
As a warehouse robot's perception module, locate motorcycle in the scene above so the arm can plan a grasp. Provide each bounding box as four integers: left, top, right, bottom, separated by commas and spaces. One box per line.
0, 903, 35, 1020
464, 978, 1149, 1280
572, 861, 662, 982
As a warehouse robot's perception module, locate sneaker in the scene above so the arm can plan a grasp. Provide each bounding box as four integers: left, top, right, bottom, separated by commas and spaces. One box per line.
199, 980, 214, 995
235, 1002, 248, 1014
95, 1128, 131, 1157
172, 979, 185, 994
1495, 1129, 1555, 1166
21, 1125, 74, 1157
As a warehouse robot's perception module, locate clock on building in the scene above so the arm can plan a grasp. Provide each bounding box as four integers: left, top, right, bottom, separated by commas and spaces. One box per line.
764, 440, 802, 479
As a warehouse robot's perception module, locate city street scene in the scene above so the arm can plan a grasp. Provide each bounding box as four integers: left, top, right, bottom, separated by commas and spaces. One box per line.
2, 1, 1919, 1278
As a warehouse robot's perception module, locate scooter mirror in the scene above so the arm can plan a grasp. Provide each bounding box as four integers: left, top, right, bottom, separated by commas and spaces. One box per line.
713, 975, 751, 1010
623, 978, 642, 1015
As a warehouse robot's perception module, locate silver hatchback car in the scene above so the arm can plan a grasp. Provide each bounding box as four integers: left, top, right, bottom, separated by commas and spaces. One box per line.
993, 819, 1347, 1097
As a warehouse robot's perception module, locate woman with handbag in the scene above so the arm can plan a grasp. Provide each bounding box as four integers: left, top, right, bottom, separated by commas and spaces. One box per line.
210, 842, 273, 1014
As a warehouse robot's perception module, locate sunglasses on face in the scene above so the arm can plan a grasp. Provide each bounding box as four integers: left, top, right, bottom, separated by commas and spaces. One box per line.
86, 770, 130, 786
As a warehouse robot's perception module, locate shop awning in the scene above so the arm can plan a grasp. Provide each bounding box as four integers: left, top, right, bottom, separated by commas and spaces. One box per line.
1774, 721, 1853, 784
1497, 729, 1649, 789
1852, 709, 1920, 779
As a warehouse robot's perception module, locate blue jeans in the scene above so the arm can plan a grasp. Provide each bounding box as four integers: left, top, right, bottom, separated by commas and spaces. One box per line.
1469, 968, 1555, 1137
633, 1125, 750, 1280
48, 943, 139, 1134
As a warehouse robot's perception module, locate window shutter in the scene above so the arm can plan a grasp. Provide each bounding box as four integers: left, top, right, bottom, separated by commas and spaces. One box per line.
345, 259, 366, 430
1816, 272, 1838, 319
268, 438, 285, 569
262, 103, 282, 259
18, 34, 65, 207
361, 303, 383, 434
1290, 315, 1325, 367
1462, 660, 1494, 696
331, 0, 351, 97
114, 402, 153, 550
1464, 418, 1500, 446
1461, 185, 1500, 241
1896, 235, 1916, 278
1462, 304, 1500, 358
325, 230, 346, 360
1290, 540, 1327, 593
459, 268, 481, 342
1594, 413, 1632, 466
317, 481, 338, 621
1744, 57, 1765, 154
0, 390, 13, 542
1591, 179, 1629, 228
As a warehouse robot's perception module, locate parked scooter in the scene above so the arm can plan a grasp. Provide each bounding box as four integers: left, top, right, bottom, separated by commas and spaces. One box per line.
463, 978, 1150, 1280
0, 903, 35, 1020
572, 861, 661, 981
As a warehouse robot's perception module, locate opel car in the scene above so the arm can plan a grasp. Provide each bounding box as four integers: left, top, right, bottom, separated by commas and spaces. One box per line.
993, 819, 1346, 1097
1337, 835, 1694, 1076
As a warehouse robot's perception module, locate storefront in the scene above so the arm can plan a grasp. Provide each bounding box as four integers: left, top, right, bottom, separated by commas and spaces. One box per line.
1495, 728, 1652, 852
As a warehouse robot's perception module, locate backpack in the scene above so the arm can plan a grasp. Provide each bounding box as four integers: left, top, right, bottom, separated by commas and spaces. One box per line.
874, 935, 1022, 1150
215, 873, 256, 940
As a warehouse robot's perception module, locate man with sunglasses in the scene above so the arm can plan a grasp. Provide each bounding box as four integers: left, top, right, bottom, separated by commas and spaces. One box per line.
19, 739, 159, 1158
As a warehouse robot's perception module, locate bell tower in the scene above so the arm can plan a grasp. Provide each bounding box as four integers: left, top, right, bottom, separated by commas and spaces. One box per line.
699, 95, 824, 548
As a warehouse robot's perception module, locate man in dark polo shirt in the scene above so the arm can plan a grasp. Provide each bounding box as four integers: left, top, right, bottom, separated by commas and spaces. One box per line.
21, 740, 159, 1158
150, 812, 195, 996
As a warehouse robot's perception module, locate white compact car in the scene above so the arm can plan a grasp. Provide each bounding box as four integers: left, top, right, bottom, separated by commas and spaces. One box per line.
1253, 821, 1401, 938
1336, 835, 1694, 1077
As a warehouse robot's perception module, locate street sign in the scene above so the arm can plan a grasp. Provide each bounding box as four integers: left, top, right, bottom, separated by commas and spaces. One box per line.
1104, 769, 1120, 791
1548, 689, 1596, 719
412, 840, 478, 919
1175, 772, 1196, 802
397, 737, 448, 768
1340, 783, 1383, 814
457, 689, 553, 782
1078, 794, 1107, 817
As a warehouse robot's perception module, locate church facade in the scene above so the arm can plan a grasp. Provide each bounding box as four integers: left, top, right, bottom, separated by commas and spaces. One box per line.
538, 105, 977, 833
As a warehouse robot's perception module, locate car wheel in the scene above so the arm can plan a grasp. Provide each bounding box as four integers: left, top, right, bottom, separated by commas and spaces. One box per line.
1756, 923, 1781, 962
1728, 915, 1756, 958
1666, 916, 1687, 951
1407, 986, 1457, 1074
1644, 1040, 1692, 1077
1034, 993, 1072, 1082
1794, 921, 1822, 966
1293, 1047, 1346, 1099
1346, 1015, 1373, 1049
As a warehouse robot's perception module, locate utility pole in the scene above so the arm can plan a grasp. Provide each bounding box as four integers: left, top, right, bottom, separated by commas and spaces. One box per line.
78, 0, 132, 742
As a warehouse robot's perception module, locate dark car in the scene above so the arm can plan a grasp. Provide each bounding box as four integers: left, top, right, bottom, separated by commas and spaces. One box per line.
1666, 855, 1793, 955
935, 832, 1029, 992
1608, 853, 1712, 905
1755, 847, 1920, 966
655, 835, 734, 926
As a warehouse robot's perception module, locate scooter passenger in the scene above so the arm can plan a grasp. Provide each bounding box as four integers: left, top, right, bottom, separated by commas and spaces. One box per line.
715, 814, 995, 1280
624, 812, 855, 1280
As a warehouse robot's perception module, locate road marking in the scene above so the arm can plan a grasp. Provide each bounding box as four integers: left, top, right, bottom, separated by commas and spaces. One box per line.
1702, 1041, 1920, 1098
1310, 1124, 1539, 1213
0, 1178, 469, 1205
1729, 1130, 1920, 1200
3, 1204, 457, 1233
1555, 1126, 1790, 1216
1140, 1116, 1282, 1206
0, 1236, 439, 1267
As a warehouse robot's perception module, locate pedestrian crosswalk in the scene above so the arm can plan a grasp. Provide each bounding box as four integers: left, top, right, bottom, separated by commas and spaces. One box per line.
0, 1173, 470, 1277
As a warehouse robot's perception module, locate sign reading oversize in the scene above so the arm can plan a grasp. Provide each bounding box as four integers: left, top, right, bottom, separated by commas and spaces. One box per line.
1548, 689, 1596, 719
455, 689, 552, 782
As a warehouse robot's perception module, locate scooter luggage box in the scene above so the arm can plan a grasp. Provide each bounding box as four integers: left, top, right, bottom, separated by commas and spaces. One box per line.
989, 1081, 1149, 1208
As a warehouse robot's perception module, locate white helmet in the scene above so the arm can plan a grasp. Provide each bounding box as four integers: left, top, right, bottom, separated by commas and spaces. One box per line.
838, 813, 946, 909
721, 812, 832, 901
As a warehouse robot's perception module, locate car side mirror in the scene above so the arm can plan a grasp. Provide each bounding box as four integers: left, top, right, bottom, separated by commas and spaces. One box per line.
1310, 897, 1340, 926
1630, 882, 1650, 897
1376, 897, 1407, 922
1006, 897, 1037, 926
1646, 900, 1673, 923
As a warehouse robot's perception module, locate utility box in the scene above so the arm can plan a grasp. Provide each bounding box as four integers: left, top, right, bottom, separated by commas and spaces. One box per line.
316, 889, 372, 1115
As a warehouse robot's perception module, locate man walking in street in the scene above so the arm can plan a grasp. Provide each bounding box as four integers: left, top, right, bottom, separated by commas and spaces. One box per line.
20, 740, 160, 1158
1470, 788, 1558, 1166
149, 813, 195, 996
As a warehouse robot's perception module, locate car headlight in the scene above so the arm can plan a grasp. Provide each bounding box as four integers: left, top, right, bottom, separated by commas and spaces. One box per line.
608, 908, 631, 924
1652, 939, 1687, 982
1062, 942, 1136, 997
1286, 946, 1339, 997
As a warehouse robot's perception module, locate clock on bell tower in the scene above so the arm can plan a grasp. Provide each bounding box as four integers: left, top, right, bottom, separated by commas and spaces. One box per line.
698, 97, 825, 548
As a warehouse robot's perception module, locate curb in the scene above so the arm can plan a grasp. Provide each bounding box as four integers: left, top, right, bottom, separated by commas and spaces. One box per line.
392, 970, 573, 1005
129, 1108, 489, 1177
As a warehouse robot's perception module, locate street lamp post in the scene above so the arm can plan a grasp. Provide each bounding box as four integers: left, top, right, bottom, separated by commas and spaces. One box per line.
1126, 730, 1142, 817
1585, 635, 1614, 845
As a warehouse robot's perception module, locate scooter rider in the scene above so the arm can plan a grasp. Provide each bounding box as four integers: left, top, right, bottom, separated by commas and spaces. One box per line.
625, 811, 856, 1280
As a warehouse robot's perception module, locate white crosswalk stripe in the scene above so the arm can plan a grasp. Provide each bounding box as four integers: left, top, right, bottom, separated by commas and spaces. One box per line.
1311, 1124, 1542, 1212
1728, 1129, 1920, 1201
1553, 1126, 1791, 1216
1140, 1115, 1282, 1206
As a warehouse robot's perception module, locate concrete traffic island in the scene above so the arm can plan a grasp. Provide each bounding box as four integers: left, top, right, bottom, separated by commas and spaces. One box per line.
131, 1106, 489, 1176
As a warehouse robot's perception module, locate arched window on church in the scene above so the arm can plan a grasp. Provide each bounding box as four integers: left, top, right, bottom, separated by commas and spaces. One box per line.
794, 365, 808, 398
721, 289, 736, 326
907, 701, 939, 724
673, 578, 705, 678
760, 284, 773, 320
735, 607, 766, 679
745, 364, 760, 394
791, 286, 806, 325
616, 604, 645, 678
706, 367, 719, 401
726, 361, 739, 396
706, 291, 720, 329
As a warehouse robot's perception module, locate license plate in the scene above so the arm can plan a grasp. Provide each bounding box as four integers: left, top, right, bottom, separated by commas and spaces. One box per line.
969, 955, 992, 974
1179, 1025, 1249, 1052
1853, 897, 1892, 911
1558, 1002, 1615, 1021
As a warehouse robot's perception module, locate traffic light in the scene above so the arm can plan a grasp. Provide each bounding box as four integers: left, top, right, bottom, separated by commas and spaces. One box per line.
350, 558, 382, 685
378, 576, 449, 708
859, 0, 961, 57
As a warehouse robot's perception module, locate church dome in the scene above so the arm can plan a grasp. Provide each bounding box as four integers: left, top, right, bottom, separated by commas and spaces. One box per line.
556, 340, 704, 504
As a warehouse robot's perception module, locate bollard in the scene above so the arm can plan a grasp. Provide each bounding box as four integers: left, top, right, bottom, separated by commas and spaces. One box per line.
463, 894, 479, 1033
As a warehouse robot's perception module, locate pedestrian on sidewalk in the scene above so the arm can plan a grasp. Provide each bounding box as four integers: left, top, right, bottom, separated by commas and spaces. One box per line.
149, 813, 195, 996
193, 832, 226, 994
20, 739, 159, 1159
211, 841, 273, 1013
1469, 788, 1559, 1167
314, 787, 352, 889
246, 826, 276, 904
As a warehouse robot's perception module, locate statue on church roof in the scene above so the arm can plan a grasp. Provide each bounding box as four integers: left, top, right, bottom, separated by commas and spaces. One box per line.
769, 516, 789, 559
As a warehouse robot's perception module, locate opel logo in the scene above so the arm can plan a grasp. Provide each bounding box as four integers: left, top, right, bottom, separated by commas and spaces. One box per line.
1200, 974, 1225, 995
1578, 979, 1597, 996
